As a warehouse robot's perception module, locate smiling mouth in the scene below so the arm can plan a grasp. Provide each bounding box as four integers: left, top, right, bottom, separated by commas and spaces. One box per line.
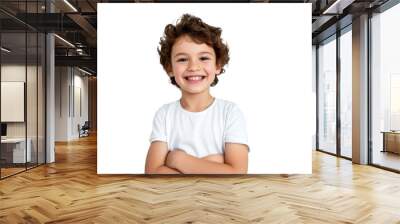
184, 76, 206, 81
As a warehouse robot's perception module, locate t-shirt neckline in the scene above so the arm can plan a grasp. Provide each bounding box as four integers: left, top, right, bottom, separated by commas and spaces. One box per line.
178, 97, 217, 115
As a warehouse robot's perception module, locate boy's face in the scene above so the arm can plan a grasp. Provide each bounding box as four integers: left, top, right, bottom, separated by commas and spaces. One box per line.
169, 35, 221, 95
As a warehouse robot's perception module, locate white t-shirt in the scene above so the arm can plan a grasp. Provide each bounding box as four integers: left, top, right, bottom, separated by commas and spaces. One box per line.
149, 98, 249, 158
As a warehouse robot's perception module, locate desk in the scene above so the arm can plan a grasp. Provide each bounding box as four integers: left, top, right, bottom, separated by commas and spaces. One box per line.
381, 131, 400, 154
1, 138, 31, 163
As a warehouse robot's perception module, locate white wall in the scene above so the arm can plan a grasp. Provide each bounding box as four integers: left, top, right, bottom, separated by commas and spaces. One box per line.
55, 67, 89, 141
55, 66, 69, 141
1, 65, 40, 137
73, 72, 89, 138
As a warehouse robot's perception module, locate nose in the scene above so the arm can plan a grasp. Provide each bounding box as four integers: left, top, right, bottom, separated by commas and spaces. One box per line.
188, 59, 200, 71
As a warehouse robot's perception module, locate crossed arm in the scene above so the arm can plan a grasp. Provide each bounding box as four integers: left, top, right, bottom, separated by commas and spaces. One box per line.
144, 141, 248, 174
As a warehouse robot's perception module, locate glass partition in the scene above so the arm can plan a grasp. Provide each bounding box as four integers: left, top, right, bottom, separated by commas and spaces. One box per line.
38, 32, 45, 165
1, 31, 28, 177
371, 3, 400, 171
26, 0, 45, 169
339, 28, 352, 158
0, 1, 46, 179
317, 35, 337, 155
27, 31, 38, 169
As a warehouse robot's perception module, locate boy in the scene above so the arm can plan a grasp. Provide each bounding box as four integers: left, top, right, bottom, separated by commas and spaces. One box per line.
145, 14, 249, 174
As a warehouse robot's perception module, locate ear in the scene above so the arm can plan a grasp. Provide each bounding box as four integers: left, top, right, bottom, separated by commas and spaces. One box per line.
167, 65, 173, 77
215, 64, 222, 75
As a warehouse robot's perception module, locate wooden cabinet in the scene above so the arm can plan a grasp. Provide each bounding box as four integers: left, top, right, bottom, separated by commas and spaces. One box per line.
382, 131, 400, 154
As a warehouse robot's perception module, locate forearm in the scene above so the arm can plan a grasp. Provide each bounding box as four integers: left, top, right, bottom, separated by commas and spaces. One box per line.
157, 165, 182, 174
158, 165, 182, 174
175, 154, 244, 174
147, 165, 181, 174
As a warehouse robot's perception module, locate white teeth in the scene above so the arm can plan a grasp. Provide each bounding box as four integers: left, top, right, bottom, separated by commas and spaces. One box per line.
187, 76, 203, 81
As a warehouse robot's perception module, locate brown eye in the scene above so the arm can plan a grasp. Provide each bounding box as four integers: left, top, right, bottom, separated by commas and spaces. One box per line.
177, 58, 187, 62
200, 57, 210, 61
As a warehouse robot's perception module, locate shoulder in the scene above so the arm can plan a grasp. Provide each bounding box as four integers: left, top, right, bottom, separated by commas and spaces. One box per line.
215, 98, 243, 115
154, 100, 180, 115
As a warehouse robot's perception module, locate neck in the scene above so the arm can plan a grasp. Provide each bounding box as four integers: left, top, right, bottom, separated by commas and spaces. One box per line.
180, 91, 214, 112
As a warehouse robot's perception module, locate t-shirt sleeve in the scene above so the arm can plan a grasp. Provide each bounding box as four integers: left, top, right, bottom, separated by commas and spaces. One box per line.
149, 106, 167, 143
224, 104, 250, 151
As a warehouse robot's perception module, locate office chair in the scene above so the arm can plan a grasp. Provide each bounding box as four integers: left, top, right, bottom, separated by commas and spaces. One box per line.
79, 121, 90, 138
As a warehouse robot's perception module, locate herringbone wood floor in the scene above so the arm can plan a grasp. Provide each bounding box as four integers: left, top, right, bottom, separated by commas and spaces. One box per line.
1, 134, 400, 223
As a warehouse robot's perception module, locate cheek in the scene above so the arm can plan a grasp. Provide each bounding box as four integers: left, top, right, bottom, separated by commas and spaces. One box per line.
171, 65, 185, 76
204, 65, 218, 74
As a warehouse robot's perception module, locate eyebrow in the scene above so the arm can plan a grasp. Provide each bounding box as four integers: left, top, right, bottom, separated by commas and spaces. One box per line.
173, 51, 213, 58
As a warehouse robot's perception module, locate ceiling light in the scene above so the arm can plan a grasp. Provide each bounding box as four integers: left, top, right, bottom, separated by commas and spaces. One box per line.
54, 34, 75, 48
1, 47, 11, 53
63, 0, 78, 12
78, 67, 93, 76
322, 0, 354, 15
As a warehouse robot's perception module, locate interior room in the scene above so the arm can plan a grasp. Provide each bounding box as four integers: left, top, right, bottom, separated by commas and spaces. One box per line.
0, 0, 399, 223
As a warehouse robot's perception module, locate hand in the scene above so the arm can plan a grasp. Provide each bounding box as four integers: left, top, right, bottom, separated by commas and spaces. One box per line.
166, 149, 187, 169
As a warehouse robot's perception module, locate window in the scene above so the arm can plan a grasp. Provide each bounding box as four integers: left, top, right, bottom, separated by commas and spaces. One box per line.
318, 36, 337, 155
339, 28, 352, 158
371, 2, 400, 171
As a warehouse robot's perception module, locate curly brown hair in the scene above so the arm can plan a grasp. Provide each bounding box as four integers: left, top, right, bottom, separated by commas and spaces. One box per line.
157, 14, 230, 88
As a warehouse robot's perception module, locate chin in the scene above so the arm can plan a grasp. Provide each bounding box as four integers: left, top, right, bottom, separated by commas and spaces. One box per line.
183, 89, 206, 95
182, 87, 209, 94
